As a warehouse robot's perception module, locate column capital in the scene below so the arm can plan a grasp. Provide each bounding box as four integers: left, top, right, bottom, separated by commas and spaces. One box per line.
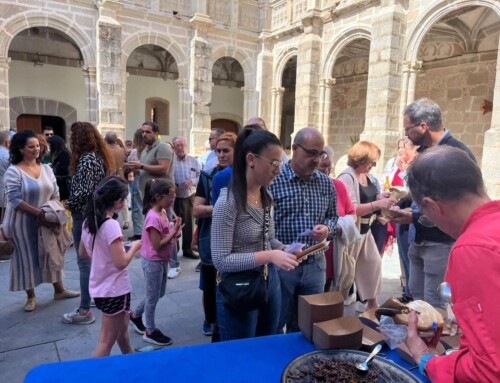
176, 78, 189, 89
271, 87, 285, 95
0, 56, 11, 69
82, 65, 97, 78
190, 13, 214, 37
403, 60, 423, 73
240, 86, 255, 95
302, 14, 323, 35
320, 77, 336, 87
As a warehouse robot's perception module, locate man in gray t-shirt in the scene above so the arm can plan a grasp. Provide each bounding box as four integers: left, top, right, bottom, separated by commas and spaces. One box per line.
128, 121, 174, 196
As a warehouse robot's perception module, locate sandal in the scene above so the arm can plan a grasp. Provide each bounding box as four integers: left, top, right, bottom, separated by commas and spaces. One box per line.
24, 296, 36, 312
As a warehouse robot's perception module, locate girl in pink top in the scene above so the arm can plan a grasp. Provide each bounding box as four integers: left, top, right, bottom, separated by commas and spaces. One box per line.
79, 176, 141, 357
130, 179, 182, 346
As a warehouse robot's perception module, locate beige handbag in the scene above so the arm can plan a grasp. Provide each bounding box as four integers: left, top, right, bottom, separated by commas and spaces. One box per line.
0, 206, 14, 257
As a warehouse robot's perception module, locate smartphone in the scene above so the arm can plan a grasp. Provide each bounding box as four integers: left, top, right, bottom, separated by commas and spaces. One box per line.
124, 241, 132, 251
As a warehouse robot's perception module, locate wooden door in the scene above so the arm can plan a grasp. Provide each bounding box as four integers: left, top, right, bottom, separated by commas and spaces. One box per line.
16, 115, 42, 134
211, 119, 239, 134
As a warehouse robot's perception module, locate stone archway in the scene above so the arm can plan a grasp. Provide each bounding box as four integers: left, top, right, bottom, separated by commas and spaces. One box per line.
10, 96, 77, 139
404, 0, 500, 198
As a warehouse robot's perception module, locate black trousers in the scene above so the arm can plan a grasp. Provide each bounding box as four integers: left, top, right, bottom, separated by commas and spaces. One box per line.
173, 194, 194, 257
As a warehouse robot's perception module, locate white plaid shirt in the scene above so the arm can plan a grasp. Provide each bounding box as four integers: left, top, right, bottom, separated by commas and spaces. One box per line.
173, 154, 201, 198
268, 163, 338, 253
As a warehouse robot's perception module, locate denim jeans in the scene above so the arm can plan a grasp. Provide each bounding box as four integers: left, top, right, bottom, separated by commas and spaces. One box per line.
216, 264, 281, 341
165, 209, 180, 268
173, 195, 194, 257
278, 255, 326, 333
129, 178, 144, 236
396, 225, 411, 296
408, 241, 452, 309
133, 258, 168, 331
72, 212, 91, 310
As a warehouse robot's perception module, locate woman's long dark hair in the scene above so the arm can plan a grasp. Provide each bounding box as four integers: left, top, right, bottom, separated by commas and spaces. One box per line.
10, 130, 39, 164
230, 128, 281, 212
142, 178, 175, 215
84, 176, 128, 235
48, 135, 70, 163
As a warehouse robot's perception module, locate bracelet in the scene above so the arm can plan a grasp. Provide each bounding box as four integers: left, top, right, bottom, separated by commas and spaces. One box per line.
419, 353, 436, 376
370, 202, 374, 212
140, 164, 144, 169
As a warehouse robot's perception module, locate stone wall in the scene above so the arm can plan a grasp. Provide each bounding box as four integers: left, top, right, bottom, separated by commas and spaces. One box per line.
416, 54, 496, 165
328, 74, 368, 162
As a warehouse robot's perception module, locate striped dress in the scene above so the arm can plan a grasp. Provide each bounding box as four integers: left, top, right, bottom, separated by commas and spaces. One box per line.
3, 164, 60, 291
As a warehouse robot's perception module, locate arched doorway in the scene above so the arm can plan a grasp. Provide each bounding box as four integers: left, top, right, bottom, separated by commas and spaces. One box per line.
211, 57, 244, 128
126, 44, 179, 139
329, 38, 371, 163
211, 118, 239, 134
8, 27, 85, 138
280, 57, 297, 151
413, 5, 499, 165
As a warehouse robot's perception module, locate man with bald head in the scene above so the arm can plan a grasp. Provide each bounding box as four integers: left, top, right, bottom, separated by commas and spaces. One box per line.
269, 127, 338, 333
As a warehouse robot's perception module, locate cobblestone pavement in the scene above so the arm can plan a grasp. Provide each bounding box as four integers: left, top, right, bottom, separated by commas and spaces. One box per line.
0, 228, 403, 383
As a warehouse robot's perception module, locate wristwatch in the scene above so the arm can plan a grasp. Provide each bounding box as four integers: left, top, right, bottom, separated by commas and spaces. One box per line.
419, 353, 436, 376
140, 164, 144, 169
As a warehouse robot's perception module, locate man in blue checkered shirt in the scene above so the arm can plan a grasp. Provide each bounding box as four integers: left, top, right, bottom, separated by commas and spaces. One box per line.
269, 127, 338, 333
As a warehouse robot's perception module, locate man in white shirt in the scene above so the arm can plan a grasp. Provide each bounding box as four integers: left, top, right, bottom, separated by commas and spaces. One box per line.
198, 128, 224, 173
173, 136, 201, 260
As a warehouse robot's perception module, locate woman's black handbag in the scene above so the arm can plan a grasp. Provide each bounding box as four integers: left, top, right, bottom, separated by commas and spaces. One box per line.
217, 207, 270, 312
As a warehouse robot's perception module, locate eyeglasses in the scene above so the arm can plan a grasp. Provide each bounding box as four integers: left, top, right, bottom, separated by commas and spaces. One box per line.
404, 123, 421, 133
161, 194, 176, 199
44, 133, 54, 137
296, 143, 328, 159
254, 153, 283, 169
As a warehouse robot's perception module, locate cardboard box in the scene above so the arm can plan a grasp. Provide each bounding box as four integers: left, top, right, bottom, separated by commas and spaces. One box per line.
298, 292, 343, 341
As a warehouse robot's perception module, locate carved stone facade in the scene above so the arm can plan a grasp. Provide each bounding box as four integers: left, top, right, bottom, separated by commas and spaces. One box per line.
0, 0, 500, 196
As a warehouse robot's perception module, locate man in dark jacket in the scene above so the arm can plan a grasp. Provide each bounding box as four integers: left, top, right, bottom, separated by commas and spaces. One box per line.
391, 98, 476, 308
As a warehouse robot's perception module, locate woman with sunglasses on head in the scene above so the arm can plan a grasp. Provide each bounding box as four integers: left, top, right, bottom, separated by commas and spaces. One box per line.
211, 128, 298, 341
337, 141, 397, 312
63, 122, 115, 325
193, 132, 237, 339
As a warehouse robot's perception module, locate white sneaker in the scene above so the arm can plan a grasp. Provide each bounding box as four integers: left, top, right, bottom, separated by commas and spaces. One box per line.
343, 293, 356, 306
167, 267, 181, 279
355, 301, 367, 313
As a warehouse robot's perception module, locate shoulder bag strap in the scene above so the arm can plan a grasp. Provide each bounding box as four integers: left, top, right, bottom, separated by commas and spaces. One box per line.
262, 206, 270, 279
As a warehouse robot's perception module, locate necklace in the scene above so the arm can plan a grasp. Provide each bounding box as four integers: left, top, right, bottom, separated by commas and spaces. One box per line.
247, 191, 260, 205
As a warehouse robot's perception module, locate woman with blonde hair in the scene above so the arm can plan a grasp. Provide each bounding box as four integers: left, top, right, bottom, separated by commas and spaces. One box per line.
62, 121, 115, 325
337, 141, 396, 312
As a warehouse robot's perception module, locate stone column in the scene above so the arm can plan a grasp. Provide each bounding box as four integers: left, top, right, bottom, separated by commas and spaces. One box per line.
482, 39, 500, 199
177, 78, 190, 142
256, 34, 273, 124
83, 66, 98, 125
241, 86, 258, 124
0, 56, 10, 130
362, 3, 406, 169
96, 15, 124, 135
318, 77, 335, 145
398, 60, 422, 131
294, 13, 323, 131
189, 15, 213, 155
270, 87, 284, 136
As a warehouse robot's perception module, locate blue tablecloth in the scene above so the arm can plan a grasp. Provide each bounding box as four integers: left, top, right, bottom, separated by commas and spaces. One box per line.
25, 333, 428, 382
